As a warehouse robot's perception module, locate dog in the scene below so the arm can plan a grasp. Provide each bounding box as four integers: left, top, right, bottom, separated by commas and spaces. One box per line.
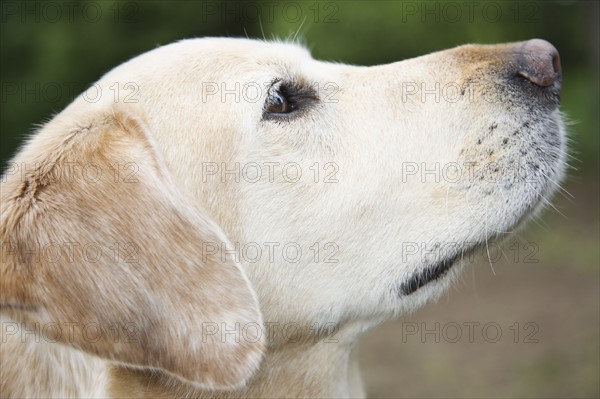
0, 37, 566, 398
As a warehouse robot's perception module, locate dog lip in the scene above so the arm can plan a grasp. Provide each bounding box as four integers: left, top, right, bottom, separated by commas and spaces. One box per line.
399, 244, 479, 296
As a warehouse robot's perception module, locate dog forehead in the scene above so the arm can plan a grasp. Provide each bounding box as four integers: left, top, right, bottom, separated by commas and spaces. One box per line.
106, 38, 314, 80
188, 37, 312, 59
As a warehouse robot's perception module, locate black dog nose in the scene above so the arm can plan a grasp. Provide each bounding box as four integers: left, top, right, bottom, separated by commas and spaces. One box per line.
514, 39, 561, 87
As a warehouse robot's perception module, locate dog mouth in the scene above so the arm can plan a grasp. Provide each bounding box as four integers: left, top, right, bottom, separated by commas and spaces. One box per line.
399, 243, 481, 296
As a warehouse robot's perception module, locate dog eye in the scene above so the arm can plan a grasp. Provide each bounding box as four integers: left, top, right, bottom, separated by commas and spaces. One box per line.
263, 81, 318, 121
265, 85, 296, 114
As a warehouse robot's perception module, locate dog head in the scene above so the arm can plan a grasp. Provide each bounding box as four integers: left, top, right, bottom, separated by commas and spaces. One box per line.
88, 38, 563, 326
1, 38, 566, 387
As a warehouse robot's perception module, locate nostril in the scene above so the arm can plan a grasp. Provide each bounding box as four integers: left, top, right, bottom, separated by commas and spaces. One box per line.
514, 39, 561, 87
552, 52, 562, 76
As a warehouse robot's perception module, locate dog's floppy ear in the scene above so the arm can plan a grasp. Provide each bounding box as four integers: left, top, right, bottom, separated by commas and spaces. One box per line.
0, 111, 264, 389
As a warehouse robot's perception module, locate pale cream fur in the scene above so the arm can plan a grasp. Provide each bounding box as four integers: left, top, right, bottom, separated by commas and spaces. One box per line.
0, 38, 566, 398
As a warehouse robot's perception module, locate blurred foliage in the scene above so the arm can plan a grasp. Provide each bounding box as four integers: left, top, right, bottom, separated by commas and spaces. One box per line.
1, 0, 598, 177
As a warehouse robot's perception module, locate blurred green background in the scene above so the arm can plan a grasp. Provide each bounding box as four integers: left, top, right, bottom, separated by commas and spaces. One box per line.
1, 1, 598, 397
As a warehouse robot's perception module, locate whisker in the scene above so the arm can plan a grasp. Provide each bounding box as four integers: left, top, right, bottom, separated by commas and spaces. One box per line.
259, 16, 266, 41
292, 17, 307, 43
484, 198, 497, 276
526, 181, 568, 219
